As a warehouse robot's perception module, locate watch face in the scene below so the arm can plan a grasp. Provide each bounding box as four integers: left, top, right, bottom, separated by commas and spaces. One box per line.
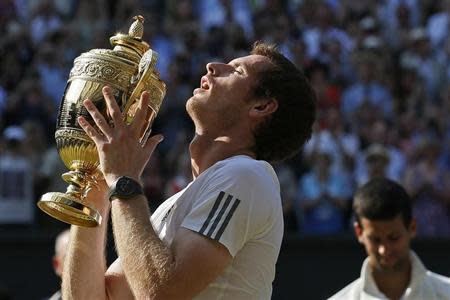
117, 177, 133, 196
109, 176, 143, 201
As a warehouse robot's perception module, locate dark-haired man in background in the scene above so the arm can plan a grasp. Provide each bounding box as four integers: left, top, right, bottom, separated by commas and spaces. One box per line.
63, 42, 316, 299
329, 178, 450, 300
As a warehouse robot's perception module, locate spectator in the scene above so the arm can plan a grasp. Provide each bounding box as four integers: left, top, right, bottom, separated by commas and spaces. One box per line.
304, 61, 342, 114
383, 2, 415, 51
29, 0, 62, 46
380, 0, 421, 32
275, 162, 298, 233
356, 144, 390, 186
36, 147, 67, 195
355, 119, 406, 185
304, 108, 359, 190
0, 126, 34, 225
295, 149, 352, 235
400, 27, 445, 99
403, 138, 450, 237
197, 0, 253, 40
426, 0, 450, 48
302, 2, 354, 60
34, 44, 67, 107
341, 52, 393, 123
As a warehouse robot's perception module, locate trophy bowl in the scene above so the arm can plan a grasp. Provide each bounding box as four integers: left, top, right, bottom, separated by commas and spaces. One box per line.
37, 16, 166, 227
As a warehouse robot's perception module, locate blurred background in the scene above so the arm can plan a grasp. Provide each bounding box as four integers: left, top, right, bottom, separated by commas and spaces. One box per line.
0, 0, 449, 299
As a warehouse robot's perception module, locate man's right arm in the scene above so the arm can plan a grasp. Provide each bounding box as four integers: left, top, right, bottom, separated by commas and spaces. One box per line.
61, 184, 132, 300
62, 223, 108, 300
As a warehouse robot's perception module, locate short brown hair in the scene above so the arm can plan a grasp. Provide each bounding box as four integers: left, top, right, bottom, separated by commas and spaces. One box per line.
250, 42, 316, 162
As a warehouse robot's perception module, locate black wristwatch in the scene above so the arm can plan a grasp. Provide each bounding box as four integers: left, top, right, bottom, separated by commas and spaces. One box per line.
108, 176, 144, 201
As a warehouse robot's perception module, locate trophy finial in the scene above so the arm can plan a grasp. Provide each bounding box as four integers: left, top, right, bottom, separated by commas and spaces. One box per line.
129, 15, 145, 40
110, 15, 149, 58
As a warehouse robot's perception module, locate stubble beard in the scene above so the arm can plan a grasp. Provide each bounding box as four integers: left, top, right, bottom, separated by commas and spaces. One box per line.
185, 96, 238, 133
373, 254, 409, 274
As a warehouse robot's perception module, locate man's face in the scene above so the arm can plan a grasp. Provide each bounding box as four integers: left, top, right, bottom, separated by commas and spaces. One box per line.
186, 54, 272, 132
354, 215, 416, 273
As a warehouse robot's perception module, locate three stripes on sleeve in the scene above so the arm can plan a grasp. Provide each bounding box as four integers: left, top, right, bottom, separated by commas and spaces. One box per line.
199, 191, 241, 241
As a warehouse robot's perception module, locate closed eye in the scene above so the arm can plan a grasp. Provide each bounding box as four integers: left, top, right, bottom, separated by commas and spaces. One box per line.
234, 66, 244, 75
228, 61, 245, 75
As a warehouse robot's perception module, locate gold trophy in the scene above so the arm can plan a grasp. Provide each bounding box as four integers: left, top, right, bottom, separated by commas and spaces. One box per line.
37, 16, 166, 227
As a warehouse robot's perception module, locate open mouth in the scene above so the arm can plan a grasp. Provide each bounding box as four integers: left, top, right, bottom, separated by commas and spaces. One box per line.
200, 76, 210, 90
193, 76, 211, 95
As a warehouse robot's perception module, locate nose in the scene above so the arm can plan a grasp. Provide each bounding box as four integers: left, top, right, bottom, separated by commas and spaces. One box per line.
206, 62, 231, 76
377, 244, 391, 256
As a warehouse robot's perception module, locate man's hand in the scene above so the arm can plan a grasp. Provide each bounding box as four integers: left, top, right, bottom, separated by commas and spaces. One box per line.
78, 86, 163, 187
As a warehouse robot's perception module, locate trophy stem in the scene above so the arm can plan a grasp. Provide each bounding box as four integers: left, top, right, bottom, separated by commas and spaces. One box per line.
37, 169, 102, 227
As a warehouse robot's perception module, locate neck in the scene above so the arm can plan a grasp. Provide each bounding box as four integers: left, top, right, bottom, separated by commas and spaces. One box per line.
189, 133, 255, 178
372, 260, 411, 300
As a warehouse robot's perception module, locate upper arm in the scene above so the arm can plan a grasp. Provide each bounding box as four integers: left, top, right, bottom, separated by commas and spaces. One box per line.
160, 227, 232, 299
105, 259, 134, 300
104, 229, 232, 300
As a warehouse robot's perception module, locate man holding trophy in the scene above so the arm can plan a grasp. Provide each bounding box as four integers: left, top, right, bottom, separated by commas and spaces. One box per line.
53, 16, 316, 300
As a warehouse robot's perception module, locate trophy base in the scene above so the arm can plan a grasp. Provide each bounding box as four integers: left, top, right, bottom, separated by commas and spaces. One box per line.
38, 192, 102, 227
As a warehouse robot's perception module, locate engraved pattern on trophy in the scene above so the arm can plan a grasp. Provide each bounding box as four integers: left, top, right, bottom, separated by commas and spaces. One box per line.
37, 15, 166, 227
69, 55, 135, 91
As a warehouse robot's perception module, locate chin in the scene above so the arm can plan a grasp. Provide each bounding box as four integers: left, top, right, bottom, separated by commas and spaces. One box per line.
185, 99, 194, 117
186, 97, 202, 121
376, 260, 403, 272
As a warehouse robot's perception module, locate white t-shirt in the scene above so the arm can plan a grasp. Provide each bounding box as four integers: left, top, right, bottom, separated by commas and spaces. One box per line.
328, 251, 450, 300
151, 155, 283, 299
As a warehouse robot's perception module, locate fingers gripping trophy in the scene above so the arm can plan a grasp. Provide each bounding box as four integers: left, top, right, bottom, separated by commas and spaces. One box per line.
38, 16, 166, 227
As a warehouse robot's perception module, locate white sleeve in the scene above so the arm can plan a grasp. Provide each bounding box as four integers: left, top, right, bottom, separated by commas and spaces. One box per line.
181, 161, 279, 257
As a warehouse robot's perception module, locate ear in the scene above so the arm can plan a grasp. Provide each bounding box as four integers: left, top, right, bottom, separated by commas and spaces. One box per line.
353, 221, 364, 244
249, 98, 278, 119
52, 256, 62, 277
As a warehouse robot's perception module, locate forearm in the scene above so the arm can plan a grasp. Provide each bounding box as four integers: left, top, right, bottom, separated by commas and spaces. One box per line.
111, 195, 175, 299
62, 206, 110, 300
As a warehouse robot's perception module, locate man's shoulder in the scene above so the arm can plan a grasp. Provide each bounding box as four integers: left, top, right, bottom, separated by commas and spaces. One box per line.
327, 278, 362, 300
218, 155, 268, 171
212, 155, 277, 185
426, 270, 450, 294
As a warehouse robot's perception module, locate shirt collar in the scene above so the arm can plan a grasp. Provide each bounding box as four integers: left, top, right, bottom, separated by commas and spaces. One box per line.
405, 250, 428, 295
360, 251, 428, 299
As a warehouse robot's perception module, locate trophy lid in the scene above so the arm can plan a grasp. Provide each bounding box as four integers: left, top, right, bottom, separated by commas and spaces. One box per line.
110, 15, 150, 57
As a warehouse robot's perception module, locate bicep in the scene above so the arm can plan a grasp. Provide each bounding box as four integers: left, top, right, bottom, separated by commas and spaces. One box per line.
105, 259, 134, 300
165, 227, 232, 299
105, 229, 232, 300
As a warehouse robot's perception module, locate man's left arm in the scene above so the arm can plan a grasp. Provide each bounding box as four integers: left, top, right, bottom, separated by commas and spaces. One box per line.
111, 195, 231, 299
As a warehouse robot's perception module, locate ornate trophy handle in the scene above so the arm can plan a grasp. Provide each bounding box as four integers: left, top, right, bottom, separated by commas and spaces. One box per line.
124, 49, 160, 144
125, 49, 158, 112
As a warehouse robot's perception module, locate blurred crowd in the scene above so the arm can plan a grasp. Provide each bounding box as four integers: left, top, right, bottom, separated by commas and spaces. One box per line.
0, 0, 450, 237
